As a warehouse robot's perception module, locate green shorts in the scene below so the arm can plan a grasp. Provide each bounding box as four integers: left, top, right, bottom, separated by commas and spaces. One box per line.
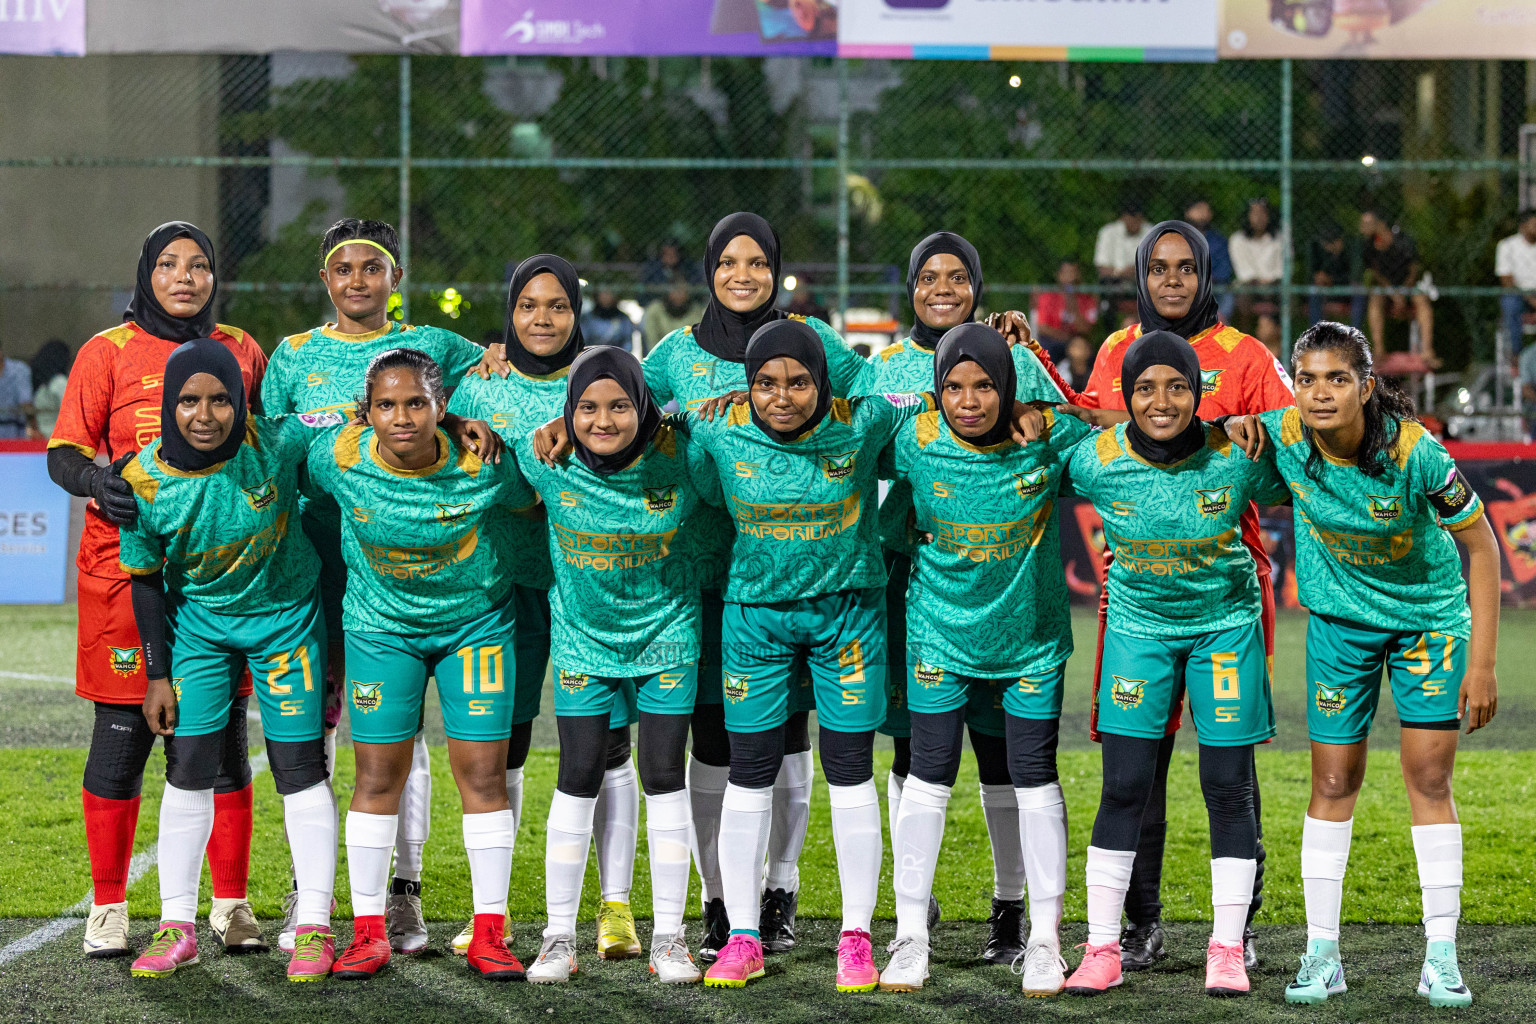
1305, 614, 1466, 743
879, 550, 912, 739
721, 587, 887, 734
1099, 621, 1274, 747
555, 663, 697, 719
906, 657, 1066, 736
511, 583, 551, 726
344, 597, 517, 744
166, 593, 327, 743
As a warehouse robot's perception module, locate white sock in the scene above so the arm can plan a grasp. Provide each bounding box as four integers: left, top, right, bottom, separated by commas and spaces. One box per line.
1211, 857, 1258, 945
345, 810, 399, 917
687, 758, 729, 905
157, 783, 214, 922
594, 761, 639, 902
887, 770, 905, 848
828, 780, 882, 934
646, 789, 694, 937
463, 809, 515, 916
323, 730, 337, 779
1084, 846, 1136, 946
1300, 815, 1353, 942
719, 784, 773, 936
766, 750, 813, 893
1412, 822, 1463, 944
981, 783, 1026, 901
544, 790, 596, 937
1017, 782, 1068, 947
393, 733, 431, 882
505, 766, 525, 838
284, 781, 338, 927
892, 776, 950, 941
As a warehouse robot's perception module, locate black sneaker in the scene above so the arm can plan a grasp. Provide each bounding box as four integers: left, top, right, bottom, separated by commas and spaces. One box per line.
760, 888, 798, 954
698, 897, 729, 964
1243, 926, 1259, 970
980, 897, 1025, 964
1119, 920, 1167, 971
928, 893, 942, 931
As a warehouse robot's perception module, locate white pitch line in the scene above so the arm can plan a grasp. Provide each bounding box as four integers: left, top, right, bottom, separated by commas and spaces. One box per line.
0, 753, 270, 967
0, 670, 75, 684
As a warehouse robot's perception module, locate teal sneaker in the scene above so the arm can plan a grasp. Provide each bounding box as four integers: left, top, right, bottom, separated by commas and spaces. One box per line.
1417, 940, 1472, 1008
1284, 939, 1347, 1004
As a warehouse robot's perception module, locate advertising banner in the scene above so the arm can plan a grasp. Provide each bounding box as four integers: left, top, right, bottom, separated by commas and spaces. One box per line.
82, 0, 460, 54
1221, 0, 1536, 59
0, 0, 85, 56
460, 0, 837, 57
0, 446, 71, 604
837, 0, 1218, 62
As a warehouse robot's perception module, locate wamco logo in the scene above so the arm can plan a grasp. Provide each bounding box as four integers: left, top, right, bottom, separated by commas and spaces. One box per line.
504, 8, 607, 45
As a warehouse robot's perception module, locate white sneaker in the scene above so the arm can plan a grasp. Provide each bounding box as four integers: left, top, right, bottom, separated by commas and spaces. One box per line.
210, 897, 267, 952
1015, 939, 1067, 998
277, 889, 299, 952
878, 935, 931, 992
452, 913, 514, 955
82, 901, 130, 958
649, 931, 701, 984
527, 934, 578, 984
386, 883, 428, 953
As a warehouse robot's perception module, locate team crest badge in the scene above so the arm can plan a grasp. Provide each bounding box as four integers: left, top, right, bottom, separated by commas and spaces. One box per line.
351, 682, 383, 713
912, 661, 945, 688
820, 451, 857, 482
1200, 368, 1224, 395
108, 646, 141, 677
1315, 683, 1348, 717
1367, 494, 1403, 522
723, 672, 750, 703
241, 477, 277, 511
1014, 468, 1048, 499
558, 670, 589, 694
1196, 486, 1232, 517
436, 502, 474, 525
643, 486, 678, 514
1110, 675, 1145, 710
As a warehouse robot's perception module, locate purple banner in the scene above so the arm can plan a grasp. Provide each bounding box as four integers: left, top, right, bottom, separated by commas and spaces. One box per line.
460, 0, 836, 57
0, 0, 85, 56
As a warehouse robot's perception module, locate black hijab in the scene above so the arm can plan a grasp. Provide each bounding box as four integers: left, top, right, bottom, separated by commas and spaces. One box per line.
125, 221, 217, 343
1135, 220, 1220, 340
564, 347, 662, 477
159, 338, 247, 471
1120, 330, 1207, 465
505, 254, 584, 378
744, 319, 833, 443
934, 323, 1016, 449
694, 212, 784, 363
907, 231, 984, 352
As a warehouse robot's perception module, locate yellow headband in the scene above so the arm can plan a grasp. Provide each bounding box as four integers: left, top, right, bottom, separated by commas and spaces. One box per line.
323, 238, 396, 268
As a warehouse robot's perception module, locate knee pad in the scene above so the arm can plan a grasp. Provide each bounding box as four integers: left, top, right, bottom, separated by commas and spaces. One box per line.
265, 738, 328, 796
727, 725, 785, 789
636, 712, 690, 795
83, 702, 157, 800
784, 710, 811, 755
818, 728, 874, 787
164, 731, 228, 792
908, 710, 965, 787
689, 704, 730, 768
212, 696, 253, 794
556, 715, 611, 799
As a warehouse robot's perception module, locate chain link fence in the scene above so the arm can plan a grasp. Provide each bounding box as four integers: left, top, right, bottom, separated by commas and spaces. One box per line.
1, 54, 1532, 387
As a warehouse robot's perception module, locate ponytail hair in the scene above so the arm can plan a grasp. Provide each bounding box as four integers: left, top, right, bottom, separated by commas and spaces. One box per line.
1291, 321, 1416, 480
361, 348, 445, 411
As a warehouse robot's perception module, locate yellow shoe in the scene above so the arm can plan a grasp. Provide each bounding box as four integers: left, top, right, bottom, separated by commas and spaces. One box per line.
596, 901, 641, 960
452, 912, 514, 956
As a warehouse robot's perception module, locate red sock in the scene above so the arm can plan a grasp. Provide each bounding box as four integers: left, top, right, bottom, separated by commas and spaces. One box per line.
208, 785, 254, 900
82, 789, 140, 906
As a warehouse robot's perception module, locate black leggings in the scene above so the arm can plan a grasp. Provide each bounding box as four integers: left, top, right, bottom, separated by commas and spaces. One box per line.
729, 725, 873, 789
505, 719, 534, 771
556, 715, 681, 798
905, 710, 1015, 788
1005, 713, 1061, 788
1092, 734, 1257, 861
83, 698, 251, 800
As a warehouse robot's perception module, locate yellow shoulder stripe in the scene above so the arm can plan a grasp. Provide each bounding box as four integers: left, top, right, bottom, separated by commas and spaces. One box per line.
1213, 325, 1246, 353
914, 410, 942, 449
830, 397, 852, 425
654, 424, 678, 459
1205, 424, 1233, 457
1099, 327, 1134, 355
726, 403, 752, 427
877, 342, 905, 363
120, 458, 158, 503
96, 324, 137, 349
1096, 428, 1125, 465
1279, 407, 1305, 447
1391, 420, 1427, 470
335, 424, 366, 472
215, 324, 247, 345
455, 440, 484, 479
283, 331, 314, 352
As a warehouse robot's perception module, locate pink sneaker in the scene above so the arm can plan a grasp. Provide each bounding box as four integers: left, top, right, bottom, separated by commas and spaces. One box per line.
1205, 938, 1250, 997
130, 922, 199, 978
835, 929, 878, 993
1064, 941, 1123, 996
287, 925, 336, 983
703, 933, 765, 989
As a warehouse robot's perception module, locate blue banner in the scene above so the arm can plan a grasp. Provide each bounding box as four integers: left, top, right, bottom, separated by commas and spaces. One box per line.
0, 451, 71, 604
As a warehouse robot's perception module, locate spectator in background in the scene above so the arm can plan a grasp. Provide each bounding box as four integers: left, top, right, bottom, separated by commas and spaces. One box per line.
1185, 199, 1236, 323
1094, 200, 1150, 288
1307, 221, 1364, 328
29, 338, 72, 438
640, 237, 702, 287
0, 336, 34, 438
1360, 207, 1435, 364
1061, 332, 1097, 392
1230, 198, 1284, 344
581, 287, 639, 352
1032, 258, 1100, 365
641, 273, 704, 355
1496, 208, 1536, 355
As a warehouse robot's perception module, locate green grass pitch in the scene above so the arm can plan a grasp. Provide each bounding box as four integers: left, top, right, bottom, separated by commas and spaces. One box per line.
2, 606, 1534, 1023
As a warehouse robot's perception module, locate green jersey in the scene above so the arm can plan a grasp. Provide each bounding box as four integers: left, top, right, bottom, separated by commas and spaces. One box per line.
447, 365, 569, 590
863, 335, 1068, 554
521, 424, 711, 676
691, 393, 933, 605
1066, 423, 1290, 639
118, 417, 320, 615
1258, 407, 1484, 638
642, 315, 875, 591
885, 407, 1090, 677
305, 424, 536, 635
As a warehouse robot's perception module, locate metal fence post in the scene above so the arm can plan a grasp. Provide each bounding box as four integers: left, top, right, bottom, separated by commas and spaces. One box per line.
836, 58, 850, 327
399, 53, 412, 323
1279, 58, 1294, 360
